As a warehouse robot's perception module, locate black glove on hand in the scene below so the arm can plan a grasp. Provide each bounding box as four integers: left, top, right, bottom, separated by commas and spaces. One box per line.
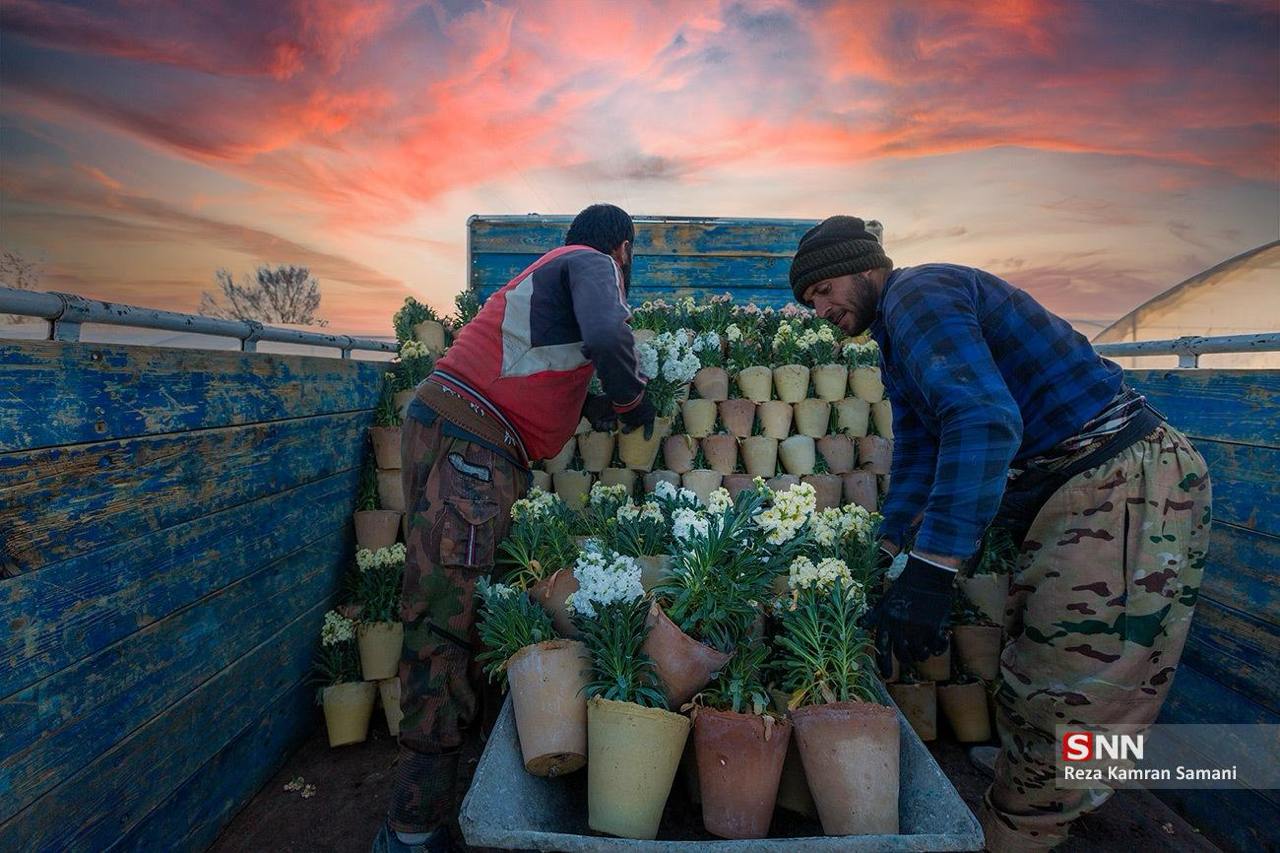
861, 553, 957, 678
581, 394, 618, 432
618, 394, 657, 440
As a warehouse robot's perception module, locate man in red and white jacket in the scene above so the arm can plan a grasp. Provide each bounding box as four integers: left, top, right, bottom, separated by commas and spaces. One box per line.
375, 205, 653, 853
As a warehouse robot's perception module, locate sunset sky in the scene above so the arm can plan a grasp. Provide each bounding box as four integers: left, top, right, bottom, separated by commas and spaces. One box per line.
1, 0, 1276, 335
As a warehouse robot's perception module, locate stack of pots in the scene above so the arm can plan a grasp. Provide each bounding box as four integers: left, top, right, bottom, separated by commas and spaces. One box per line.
361, 424, 405, 549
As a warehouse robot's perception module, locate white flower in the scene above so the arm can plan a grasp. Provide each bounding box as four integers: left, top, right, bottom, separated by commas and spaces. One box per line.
724, 324, 742, 342
399, 339, 431, 359
321, 610, 355, 646
653, 480, 678, 500
707, 487, 733, 516
568, 549, 644, 618
636, 342, 659, 379
671, 507, 710, 541
590, 482, 628, 506
788, 556, 855, 592
511, 489, 560, 522
616, 502, 641, 522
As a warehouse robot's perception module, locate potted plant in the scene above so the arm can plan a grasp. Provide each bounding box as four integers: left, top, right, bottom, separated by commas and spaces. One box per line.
938, 673, 992, 742
570, 548, 689, 840
611, 498, 673, 590
805, 324, 847, 401
369, 372, 402, 470
393, 339, 434, 416
354, 458, 401, 550
315, 610, 376, 747
834, 395, 871, 437
355, 543, 406, 680
845, 339, 884, 403
779, 434, 816, 476
817, 433, 855, 474
793, 398, 830, 438
757, 398, 793, 439
500, 489, 579, 635
886, 674, 937, 742
958, 526, 1016, 627
662, 433, 697, 474
681, 397, 718, 438
872, 398, 894, 439
624, 331, 699, 470
741, 435, 778, 478
770, 321, 811, 404
393, 296, 448, 354
728, 323, 771, 402
578, 428, 615, 473
718, 397, 757, 438
692, 331, 729, 401
951, 597, 1002, 682
543, 435, 576, 474
475, 578, 589, 777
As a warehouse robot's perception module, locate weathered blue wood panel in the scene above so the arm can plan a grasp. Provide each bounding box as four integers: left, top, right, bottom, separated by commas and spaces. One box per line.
1, 530, 347, 815
1190, 440, 1277, 533
1197, 521, 1279, 622
1128, 369, 1279, 450
1182, 595, 1280, 715
0, 340, 384, 451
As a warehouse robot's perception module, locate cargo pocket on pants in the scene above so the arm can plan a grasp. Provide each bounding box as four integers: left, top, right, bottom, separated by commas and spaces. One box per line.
433, 497, 499, 570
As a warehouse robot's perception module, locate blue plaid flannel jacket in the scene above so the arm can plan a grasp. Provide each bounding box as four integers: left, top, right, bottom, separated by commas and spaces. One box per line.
870, 263, 1123, 559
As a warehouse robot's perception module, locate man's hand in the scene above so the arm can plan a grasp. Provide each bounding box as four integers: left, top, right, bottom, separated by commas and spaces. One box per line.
618, 395, 657, 440
581, 394, 618, 432
860, 553, 957, 677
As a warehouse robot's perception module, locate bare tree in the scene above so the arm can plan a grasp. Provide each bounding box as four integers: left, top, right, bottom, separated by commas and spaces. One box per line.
0, 248, 43, 324
200, 264, 328, 326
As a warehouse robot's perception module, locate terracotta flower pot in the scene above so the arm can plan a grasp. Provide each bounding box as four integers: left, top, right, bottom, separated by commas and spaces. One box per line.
772, 364, 810, 403
718, 398, 757, 438
637, 554, 673, 591
530, 568, 580, 637
587, 697, 690, 840
642, 602, 733, 709
599, 467, 636, 495
412, 319, 447, 354
810, 364, 849, 402
376, 470, 405, 512
740, 436, 778, 478
914, 647, 951, 682
378, 677, 403, 736
958, 573, 1010, 628
757, 400, 793, 439
793, 399, 831, 438
552, 469, 593, 510
357, 621, 404, 681
802, 474, 843, 511
369, 426, 402, 470
792, 701, 901, 836
938, 682, 992, 742
694, 709, 791, 839
544, 436, 577, 474
841, 471, 878, 510
776, 737, 819, 818
693, 366, 730, 402
393, 389, 415, 419
682, 398, 718, 438
953, 624, 1003, 681
682, 469, 723, 506
872, 399, 894, 439
644, 469, 680, 493
618, 416, 673, 471
767, 474, 800, 493
700, 434, 738, 475
721, 473, 754, 501
507, 639, 591, 777
779, 435, 816, 476
578, 431, 616, 473
530, 470, 552, 492
354, 509, 401, 550
887, 682, 937, 742
835, 397, 871, 437
858, 435, 893, 474
662, 434, 697, 474
817, 434, 856, 475
850, 366, 884, 403
736, 366, 773, 402
322, 681, 376, 747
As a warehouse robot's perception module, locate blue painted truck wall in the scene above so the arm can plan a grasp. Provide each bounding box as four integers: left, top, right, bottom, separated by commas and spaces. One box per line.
0, 340, 385, 851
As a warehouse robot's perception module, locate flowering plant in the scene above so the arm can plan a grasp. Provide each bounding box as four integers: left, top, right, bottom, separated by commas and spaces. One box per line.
394, 339, 434, 392
449, 288, 481, 330
648, 479, 703, 520
696, 294, 736, 334
499, 489, 576, 588
356, 456, 379, 512
571, 482, 630, 539
698, 639, 774, 717
693, 330, 724, 369
372, 372, 400, 427
843, 339, 880, 370
474, 577, 556, 685
392, 297, 443, 344
631, 298, 672, 333
314, 610, 361, 689
752, 480, 817, 547
356, 543, 406, 623
799, 324, 839, 365
635, 330, 700, 417
611, 500, 669, 557
771, 321, 805, 365
723, 322, 763, 373
774, 578, 877, 708
811, 504, 884, 584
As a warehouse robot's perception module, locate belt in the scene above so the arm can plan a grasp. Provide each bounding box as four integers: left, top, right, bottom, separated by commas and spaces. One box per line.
416, 378, 531, 470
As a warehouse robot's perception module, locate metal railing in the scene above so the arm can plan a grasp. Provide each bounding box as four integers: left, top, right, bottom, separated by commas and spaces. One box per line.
1093, 332, 1280, 367
0, 286, 397, 358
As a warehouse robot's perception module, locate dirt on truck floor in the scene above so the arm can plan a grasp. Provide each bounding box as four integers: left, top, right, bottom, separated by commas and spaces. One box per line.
212, 721, 1219, 853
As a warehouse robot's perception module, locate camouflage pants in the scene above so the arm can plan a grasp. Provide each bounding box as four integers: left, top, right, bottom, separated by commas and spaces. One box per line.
388, 414, 525, 833
979, 424, 1211, 851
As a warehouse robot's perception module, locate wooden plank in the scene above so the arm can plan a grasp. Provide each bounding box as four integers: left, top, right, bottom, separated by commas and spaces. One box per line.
1198, 521, 1280, 621
1182, 596, 1280, 714
0, 597, 329, 851
1127, 369, 1280, 448
1193, 439, 1279, 534
472, 254, 795, 299
1, 411, 371, 573
1161, 661, 1279, 726
0, 341, 385, 451
0, 530, 346, 815
470, 216, 816, 256
0, 470, 358, 697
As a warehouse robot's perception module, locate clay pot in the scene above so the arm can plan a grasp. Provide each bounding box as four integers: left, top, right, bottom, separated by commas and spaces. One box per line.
552, 469, 593, 510
379, 677, 403, 736
632, 328, 657, 346
357, 621, 404, 680
718, 399, 757, 438
835, 397, 871, 437
694, 709, 792, 839
791, 701, 901, 836
776, 737, 819, 818
587, 697, 690, 840
376, 470, 406, 512
637, 554, 674, 591
842, 471, 878, 510
530, 470, 552, 492
599, 467, 636, 495
887, 682, 937, 742
530, 568, 580, 637
767, 474, 800, 493
757, 400, 793, 439
693, 366, 730, 401
802, 474, 843, 511
858, 435, 893, 474
369, 426, 402, 470
578, 431, 616, 473
642, 602, 733, 709
772, 364, 810, 404
682, 398, 718, 438
618, 416, 673, 471
938, 682, 992, 742
544, 436, 576, 474
778, 435, 816, 476
682, 469, 724, 506
793, 399, 831, 438
817, 434, 856, 475
644, 470, 681, 493
740, 436, 778, 478
958, 573, 1010, 628
914, 647, 951, 682
953, 625, 1003, 681
721, 473, 755, 501
736, 366, 773, 402
507, 640, 591, 777
700, 434, 738, 475
662, 435, 698, 474
872, 399, 894, 439
850, 366, 884, 403
354, 510, 401, 550
322, 681, 376, 747
810, 364, 849, 402
412, 319, 447, 354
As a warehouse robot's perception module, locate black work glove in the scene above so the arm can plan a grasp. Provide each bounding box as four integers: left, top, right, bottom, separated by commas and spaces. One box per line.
618, 394, 657, 441
581, 393, 618, 432
860, 553, 956, 678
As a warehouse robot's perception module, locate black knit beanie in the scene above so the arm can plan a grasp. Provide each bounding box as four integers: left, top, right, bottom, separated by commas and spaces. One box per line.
789, 216, 891, 305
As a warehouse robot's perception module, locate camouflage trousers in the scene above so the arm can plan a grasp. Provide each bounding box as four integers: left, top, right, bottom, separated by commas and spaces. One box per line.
980, 424, 1211, 851
388, 414, 525, 833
